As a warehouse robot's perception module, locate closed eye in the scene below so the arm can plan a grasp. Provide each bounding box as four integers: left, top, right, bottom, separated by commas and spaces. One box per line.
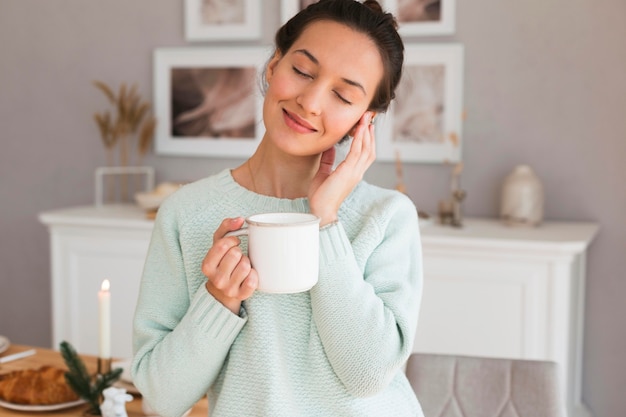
334, 91, 352, 105
292, 66, 312, 79
293, 65, 351, 104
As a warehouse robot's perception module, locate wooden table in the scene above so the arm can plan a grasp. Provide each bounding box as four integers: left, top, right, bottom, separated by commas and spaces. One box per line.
0, 345, 208, 416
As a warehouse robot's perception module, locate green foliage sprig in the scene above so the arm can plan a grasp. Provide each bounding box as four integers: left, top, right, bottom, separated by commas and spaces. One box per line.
60, 341, 123, 416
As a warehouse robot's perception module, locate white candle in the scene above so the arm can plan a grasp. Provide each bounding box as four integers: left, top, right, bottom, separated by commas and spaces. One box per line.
98, 279, 111, 359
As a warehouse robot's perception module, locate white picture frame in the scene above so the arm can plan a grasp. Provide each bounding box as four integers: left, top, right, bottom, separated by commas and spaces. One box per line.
184, 0, 261, 41
154, 47, 272, 158
383, 0, 456, 37
376, 44, 464, 163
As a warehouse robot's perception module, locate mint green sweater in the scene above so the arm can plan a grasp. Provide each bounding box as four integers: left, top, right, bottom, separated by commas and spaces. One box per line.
132, 169, 424, 417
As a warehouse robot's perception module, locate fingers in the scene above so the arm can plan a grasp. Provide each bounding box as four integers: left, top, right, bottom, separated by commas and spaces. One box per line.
213, 217, 245, 243
343, 112, 376, 174
211, 246, 257, 299
204, 217, 245, 279
210, 245, 247, 292
203, 217, 258, 306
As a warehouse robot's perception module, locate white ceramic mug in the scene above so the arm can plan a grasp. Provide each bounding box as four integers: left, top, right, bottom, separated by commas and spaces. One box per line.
226, 212, 320, 294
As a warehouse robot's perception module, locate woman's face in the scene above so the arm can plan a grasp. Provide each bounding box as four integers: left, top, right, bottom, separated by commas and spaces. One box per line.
263, 20, 384, 157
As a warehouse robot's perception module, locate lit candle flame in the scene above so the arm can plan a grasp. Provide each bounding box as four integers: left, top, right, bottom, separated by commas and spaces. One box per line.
101, 279, 110, 292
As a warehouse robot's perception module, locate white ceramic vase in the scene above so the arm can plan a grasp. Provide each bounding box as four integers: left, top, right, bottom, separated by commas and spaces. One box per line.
500, 165, 544, 227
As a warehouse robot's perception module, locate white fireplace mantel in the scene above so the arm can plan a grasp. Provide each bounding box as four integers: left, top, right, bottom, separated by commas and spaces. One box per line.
416, 218, 598, 417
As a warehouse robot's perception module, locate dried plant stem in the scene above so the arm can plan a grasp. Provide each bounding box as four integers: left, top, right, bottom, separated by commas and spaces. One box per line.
93, 80, 156, 203
394, 150, 406, 194
119, 135, 130, 200
105, 149, 115, 202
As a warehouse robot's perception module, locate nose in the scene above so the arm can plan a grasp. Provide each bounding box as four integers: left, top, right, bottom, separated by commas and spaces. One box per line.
296, 82, 324, 116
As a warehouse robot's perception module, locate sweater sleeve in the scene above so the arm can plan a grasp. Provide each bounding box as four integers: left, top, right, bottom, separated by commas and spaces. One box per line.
131, 201, 247, 417
309, 193, 423, 397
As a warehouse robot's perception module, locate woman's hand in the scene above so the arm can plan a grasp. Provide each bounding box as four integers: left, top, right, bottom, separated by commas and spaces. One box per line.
202, 217, 258, 314
309, 111, 377, 226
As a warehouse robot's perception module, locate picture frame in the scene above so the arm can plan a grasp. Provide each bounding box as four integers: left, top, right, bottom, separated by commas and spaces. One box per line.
153, 47, 272, 158
184, 0, 261, 41
383, 0, 456, 37
375, 44, 464, 163
280, 0, 318, 23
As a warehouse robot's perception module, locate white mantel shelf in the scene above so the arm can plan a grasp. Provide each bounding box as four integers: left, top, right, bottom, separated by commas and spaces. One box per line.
39, 204, 154, 230
421, 218, 598, 254
421, 217, 598, 245
39, 206, 598, 417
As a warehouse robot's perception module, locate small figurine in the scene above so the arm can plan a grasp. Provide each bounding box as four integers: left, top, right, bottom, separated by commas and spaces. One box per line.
449, 162, 466, 227
100, 386, 133, 417
451, 188, 466, 227
438, 162, 466, 228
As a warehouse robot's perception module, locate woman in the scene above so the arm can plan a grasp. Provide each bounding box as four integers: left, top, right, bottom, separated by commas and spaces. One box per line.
132, 1, 423, 416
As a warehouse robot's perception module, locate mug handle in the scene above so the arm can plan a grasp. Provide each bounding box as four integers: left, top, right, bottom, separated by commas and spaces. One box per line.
225, 227, 248, 238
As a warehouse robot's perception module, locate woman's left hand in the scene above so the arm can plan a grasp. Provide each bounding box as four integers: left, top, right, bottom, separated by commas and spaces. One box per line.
308, 111, 376, 226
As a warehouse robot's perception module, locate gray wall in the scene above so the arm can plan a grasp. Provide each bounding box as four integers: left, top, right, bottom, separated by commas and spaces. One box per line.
1, 1, 624, 416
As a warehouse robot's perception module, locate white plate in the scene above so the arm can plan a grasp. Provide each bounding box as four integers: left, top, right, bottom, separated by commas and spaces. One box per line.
0, 398, 86, 412
0, 336, 9, 355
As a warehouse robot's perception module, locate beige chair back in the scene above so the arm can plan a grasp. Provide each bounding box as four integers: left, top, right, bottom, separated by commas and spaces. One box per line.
405, 353, 566, 417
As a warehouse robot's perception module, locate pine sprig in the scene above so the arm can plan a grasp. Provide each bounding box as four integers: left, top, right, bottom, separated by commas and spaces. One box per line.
60, 341, 123, 415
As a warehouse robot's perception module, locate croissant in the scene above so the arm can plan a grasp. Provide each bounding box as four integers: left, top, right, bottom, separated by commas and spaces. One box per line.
0, 366, 79, 405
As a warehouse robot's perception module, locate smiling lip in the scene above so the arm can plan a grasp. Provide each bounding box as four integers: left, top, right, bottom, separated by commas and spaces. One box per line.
283, 109, 317, 133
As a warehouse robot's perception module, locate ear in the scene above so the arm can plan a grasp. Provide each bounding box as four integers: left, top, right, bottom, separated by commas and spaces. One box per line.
265, 51, 283, 84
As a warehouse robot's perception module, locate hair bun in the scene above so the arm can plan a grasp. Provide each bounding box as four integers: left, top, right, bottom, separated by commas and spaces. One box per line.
363, 0, 383, 14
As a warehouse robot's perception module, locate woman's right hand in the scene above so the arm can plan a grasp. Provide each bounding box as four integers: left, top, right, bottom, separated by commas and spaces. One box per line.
202, 217, 258, 314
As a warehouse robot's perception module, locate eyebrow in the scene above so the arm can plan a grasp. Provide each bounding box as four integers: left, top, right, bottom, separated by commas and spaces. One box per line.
293, 48, 367, 96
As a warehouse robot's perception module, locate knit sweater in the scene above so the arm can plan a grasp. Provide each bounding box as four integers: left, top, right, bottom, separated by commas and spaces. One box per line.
132, 169, 424, 417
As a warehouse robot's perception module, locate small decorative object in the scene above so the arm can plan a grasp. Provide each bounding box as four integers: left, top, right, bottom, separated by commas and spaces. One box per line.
98, 279, 111, 373
100, 387, 133, 417
60, 341, 123, 415
438, 162, 466, 227
95, 166, 155, 207
93, 80, 157, 203
500, 164, 544, 227
449, 162, 465, 227
135, 181, 184, 219
451, 188, 466, 227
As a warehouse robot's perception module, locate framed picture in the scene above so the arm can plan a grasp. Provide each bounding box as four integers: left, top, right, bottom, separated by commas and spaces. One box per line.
383, 0, 456, 36
154, 47, 272, 158
280, 0, 318, 23
375, 44, 464, 163
184, 0, 261, 41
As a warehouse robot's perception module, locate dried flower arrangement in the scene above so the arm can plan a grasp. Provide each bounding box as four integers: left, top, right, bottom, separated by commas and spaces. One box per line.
92, 80, 157, 201
93, 80, 156, 167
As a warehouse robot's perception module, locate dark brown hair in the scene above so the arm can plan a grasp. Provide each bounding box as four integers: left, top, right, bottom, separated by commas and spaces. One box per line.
271, 0, 404, 113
